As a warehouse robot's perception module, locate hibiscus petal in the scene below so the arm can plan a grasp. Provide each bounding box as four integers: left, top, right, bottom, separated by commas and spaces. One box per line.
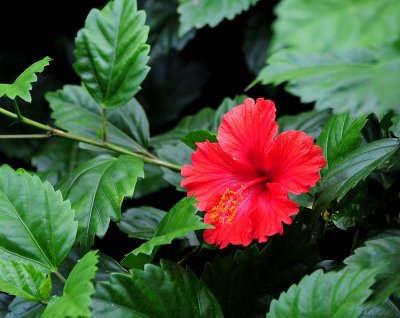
265, 131, 326, 194
181, 141, 258, 211
218, 98, 278, 171
251, 183, 299, 243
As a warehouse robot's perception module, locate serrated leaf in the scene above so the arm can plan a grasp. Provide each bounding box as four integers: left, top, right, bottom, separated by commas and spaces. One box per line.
317, 113, 368, 171
272, 0, 400, 51
0, 261, 49, 301
58, 155, 144, 250
314, 139, 399, 216
212, 95, 248, 131
0, 165, 77, 273
122, 197, 210, 268
93, 261, 223, 317
178, 0, 260, 36
47, 85, 149, 152
0, 57, 51, 102
42, 250, 99, 318
389, 116, 400, 137
118, 206, 166, 240
73, 0, 150, 108
95, 253, 128, 282
6, 298, 45, 318
255, 48, 400, 116
144, 0, 195, 60
182, 130, 217, 150
267, 268, 377, 318
361, 299, 400, 318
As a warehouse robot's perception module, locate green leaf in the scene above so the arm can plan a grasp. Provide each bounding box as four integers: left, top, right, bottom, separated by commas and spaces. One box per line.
58, 155, 144, 250
389, 115, 400, 137
134, 164, 169, 198
6, 298, 45, 318
122, 197, 210, 268
93, 261, 223, 317
277, 109, 331, 139
256, 48, 400, 116
118, 206, 166, 240
42, 251, 99, 318
267, 268, 377, 318
0, 57, 51, 102
73, 0, 150, 108
361, 300, 400, 318
272, 0, 400, 51
144, 0, 195, 60
178, 0, 260, 36
47, 85, 149, 152
182, 130, 217, 150
317, 113, 368, 172
314, 139, 399, 216
212, 95, 248, 131
0, 165, 77, 273
0, 261, 49, 301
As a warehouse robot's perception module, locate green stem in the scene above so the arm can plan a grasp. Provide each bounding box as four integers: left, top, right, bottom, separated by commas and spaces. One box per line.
54, 271, 66, 283
102, 107, 108, 143
0, 107, 182, 171
0, 134, 50, 139
13, 99, 23, 121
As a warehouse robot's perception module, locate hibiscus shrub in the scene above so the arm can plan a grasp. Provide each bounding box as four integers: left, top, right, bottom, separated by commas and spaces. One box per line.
0, 0, 399, 317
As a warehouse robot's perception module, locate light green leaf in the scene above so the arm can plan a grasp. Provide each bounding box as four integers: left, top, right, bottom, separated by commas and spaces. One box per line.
255, 48, 400, 116
58, 155, 144, 250
212, 95, 248, 131
73, 0, 150, 108
0, 165, 77, 273
122, 197, 210, 268
272, 0, 400, 51
118, 206, 166, 240
317, 113, 368, 171
47, 85, 149, 152
178, 0, 260, 36
93, 261, 223, 317
42, 251, 99, 318
0, 261, 49, 301
389, 116, 400, 137
267, 268, 377, 318
0, 57, 51, 102
182, 130, 217, 150
314, 139, 400, 216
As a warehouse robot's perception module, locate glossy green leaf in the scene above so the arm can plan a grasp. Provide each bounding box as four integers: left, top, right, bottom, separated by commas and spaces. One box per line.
144, 0, 195, 60
317, 113, 368, 172
272, 0, 400, 51
0, 57, 51, 102
47, 85, 149, 152
58, 155, 144, 250
178, 0, 260, 36
255, 48, 400, 116
389, 116, 400, 137
42, 251, 99, 318
182, 130, 217, 150
212, 95, 248, 131
133, 164, 169, 198
361, 300, 400, 318
73, 0, 150, 108
6, 298, 45, 318
93, 261, 223, 317
267, 268, 377, 318
118, 206, 166, 240
122, 197, 210, 268
0, 261, 49, 301
314, 139, 399, 216
0, 165, 77, 273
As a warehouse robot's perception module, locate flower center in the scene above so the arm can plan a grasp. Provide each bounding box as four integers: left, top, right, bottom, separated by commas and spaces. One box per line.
209, 175, 269, 225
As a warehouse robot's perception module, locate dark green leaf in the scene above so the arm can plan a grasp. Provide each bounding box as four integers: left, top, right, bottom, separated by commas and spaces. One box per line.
42, 251, 99, 318
212, 95, 248, 131
134, 164, 169, 198
0, 293, 12, 317
73, 0, 150, 107
0, 57, 51, 102
0, 261, 49, 301
122, 197, 210, 268
118, 206, 166, 240
93, 261, 223, 317
0, 165, 77, 273
58, 155, 144, 250
182, 130, 217, 150
361, 299, 400, 318
267, 268, 377, 318
6, 298, 45, 318
95, 253, 128, 282
47, 85, 149, 152
317, 113, 368, 172
314, 139, 399, 216
389, 116, 400, 137
178, 0, 260, 36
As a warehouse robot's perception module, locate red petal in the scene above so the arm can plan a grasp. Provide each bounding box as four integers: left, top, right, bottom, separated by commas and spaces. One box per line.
181, 141, 258, 211
265, 131, 326, 194
251, 183, 299, 243
218, 98, 278, 171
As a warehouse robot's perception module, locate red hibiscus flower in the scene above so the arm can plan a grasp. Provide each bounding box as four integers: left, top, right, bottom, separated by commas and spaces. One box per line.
181, 98, 326, 248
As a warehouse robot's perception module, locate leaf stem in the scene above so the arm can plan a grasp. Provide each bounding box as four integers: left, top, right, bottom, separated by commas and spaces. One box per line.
0, 106, 182, 171
13, 99, 23, 121
102, 106, 108, 143
177, 246, 201, 265
54, 270, 66, 283
0, 134, 50, 139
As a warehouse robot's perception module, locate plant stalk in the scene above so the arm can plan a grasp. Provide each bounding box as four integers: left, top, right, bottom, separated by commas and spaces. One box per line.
0, 134, 50, 139
54, 271, 66, 283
